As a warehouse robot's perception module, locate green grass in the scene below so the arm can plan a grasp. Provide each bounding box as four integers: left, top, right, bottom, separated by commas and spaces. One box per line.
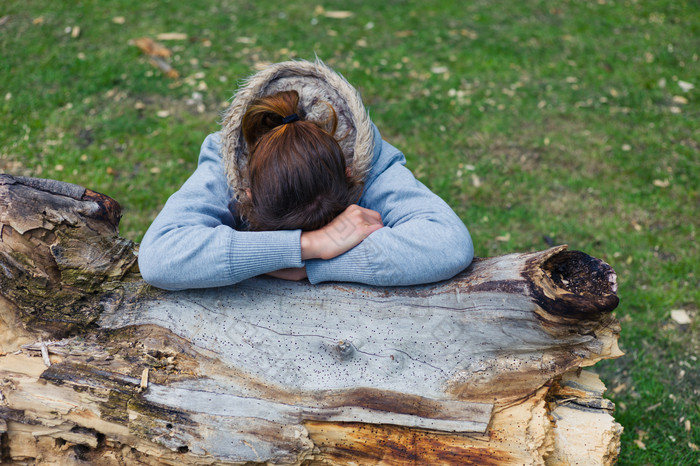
1, 0, 698, 463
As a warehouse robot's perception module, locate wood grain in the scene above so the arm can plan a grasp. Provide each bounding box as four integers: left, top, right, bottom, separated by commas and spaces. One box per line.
0, 175, 622, 464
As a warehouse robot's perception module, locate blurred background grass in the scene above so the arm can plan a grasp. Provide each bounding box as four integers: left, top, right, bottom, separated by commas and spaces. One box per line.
1, 0, 698, 463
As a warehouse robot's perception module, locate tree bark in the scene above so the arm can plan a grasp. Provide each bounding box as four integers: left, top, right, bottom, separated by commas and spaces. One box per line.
0, 174, 622, 465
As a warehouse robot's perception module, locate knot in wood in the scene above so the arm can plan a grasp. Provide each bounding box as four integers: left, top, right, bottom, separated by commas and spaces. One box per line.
336, 340, 355, 360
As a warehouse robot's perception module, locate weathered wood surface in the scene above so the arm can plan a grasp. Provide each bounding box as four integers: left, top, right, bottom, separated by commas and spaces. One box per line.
0, 174, 623, 464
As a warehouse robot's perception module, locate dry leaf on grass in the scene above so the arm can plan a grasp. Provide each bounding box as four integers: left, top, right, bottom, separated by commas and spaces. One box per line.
131, 37, 180, 78
254, 61, 272, 71
645, 402, 661, 411
678, 80, 694, 92
634, 430, 647, 450
612, 383, 627, 394
149, 57, 179, 79
157, 32, 188, 41
495, 233, 511, 242
324, 10, 353, 19
670, 309, 692, 325
132, 37, 172, 57
470, 174, 482, 187
112, 16, 125, 24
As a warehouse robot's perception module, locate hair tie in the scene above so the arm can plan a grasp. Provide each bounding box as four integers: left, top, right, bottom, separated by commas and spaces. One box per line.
281, 113, 300, 124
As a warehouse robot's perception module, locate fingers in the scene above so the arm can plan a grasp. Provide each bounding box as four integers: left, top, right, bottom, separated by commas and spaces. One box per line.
365, 222, 383, 234
335, 205, 382, 241
365, 207, 382, 224
345, 204, 382, 226
300, 205, 384, 261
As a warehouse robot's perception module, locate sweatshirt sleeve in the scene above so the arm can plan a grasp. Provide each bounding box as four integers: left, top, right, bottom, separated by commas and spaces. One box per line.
305, 126, 474, 286
138, 133, 304, 290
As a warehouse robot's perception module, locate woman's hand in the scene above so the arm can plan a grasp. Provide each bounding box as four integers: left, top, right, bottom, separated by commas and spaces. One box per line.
300, 204, 383, 260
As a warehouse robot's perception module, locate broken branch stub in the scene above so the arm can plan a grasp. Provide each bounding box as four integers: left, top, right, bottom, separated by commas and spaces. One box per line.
0, 175, 139, 338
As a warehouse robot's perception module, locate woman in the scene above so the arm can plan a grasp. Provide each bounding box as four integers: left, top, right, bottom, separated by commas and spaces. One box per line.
138, 60, 473, 290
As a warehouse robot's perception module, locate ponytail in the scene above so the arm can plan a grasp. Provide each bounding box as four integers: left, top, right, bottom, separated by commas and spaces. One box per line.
239, 90, 360, 231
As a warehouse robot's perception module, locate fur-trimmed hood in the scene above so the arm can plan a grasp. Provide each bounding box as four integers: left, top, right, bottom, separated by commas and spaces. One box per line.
220, 60, 376, 202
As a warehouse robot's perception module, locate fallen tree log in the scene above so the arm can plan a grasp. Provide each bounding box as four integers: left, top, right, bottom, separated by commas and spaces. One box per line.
0, 174, 623, 465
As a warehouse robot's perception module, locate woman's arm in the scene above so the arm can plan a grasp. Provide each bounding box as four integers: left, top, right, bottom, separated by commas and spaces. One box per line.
138, 133, 305, 290
304, 129, 474, 286
139, 130, 472, 289
265, 204, 383, 281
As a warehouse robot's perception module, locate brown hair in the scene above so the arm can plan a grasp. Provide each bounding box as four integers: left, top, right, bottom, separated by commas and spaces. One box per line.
239, 90, 361, 231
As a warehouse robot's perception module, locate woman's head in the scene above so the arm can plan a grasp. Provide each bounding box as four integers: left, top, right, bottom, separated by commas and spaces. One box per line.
239, 90, 360, 231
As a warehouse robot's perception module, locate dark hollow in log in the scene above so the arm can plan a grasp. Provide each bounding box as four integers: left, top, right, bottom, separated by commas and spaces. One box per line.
0, 175, 623, 464
535, 249, 619, 319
